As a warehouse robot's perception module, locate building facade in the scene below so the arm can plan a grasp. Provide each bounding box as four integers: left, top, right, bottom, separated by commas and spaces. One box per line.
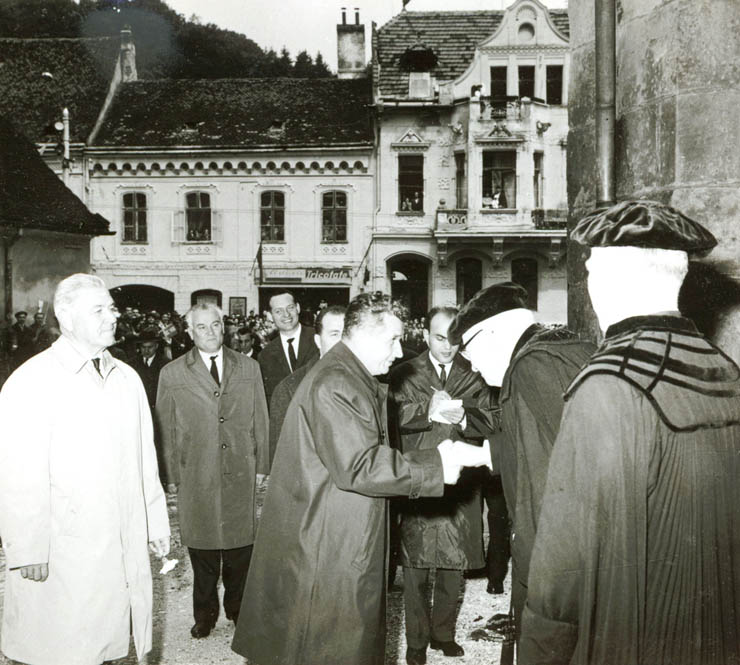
371, 0, 570, 320
86, 75, 374, 316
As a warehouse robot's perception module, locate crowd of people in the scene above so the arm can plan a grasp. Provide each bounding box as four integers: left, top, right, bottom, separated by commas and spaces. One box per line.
1, 201, 740, 665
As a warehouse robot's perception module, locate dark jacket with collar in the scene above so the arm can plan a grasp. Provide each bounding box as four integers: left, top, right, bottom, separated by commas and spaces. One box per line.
233, 341, 444, 665
257, 324, 319, 407
130, 351, 169, 409
155, 345, 269, 549
390, 352, 496, 570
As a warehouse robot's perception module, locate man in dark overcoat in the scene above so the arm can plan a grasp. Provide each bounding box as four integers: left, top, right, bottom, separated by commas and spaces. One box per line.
156, 303, 269, 639
130, 330, 169, 410
258, 290, 319, 407
232, 292, 491, 665
390, 306, 496, 664
447, 283, 595, 654
268, 305, 345, 461
520, 201, 740, 665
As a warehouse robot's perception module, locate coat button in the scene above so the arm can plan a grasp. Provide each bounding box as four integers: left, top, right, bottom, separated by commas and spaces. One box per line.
214, 391, 220, 397
219, 416, 225, 423
221, 443, 227, 449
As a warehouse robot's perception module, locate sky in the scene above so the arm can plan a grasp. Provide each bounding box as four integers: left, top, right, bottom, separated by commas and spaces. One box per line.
165, 0, 568, 71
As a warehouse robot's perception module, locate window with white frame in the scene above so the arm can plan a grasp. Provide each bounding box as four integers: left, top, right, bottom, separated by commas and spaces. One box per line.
398, 154, 424, 212
185, 191, 211, 241
261, 191, 285, 242
122, 192, 147, 243
482, 151, 516, 209
321, 191, 347, 243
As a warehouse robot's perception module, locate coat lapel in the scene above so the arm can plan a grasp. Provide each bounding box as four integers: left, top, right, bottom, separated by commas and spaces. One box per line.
186, 347, 220, 391
221, 347, 236, 389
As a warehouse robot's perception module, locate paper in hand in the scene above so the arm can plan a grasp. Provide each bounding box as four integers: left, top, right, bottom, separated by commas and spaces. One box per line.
430, 398, 463, 424
159, 558, 178, 575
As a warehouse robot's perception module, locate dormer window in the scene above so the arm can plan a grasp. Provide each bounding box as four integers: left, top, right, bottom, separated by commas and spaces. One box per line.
409, 72, 432, 99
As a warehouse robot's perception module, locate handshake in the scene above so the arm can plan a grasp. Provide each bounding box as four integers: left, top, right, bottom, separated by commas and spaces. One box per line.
436, 439, 493, 484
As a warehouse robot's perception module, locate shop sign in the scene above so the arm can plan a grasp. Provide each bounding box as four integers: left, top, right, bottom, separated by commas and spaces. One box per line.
263, 267, 352, 284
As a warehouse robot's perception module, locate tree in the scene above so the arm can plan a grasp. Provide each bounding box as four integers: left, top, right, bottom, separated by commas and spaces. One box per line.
276, 46, 293, 77
293, 50, 313, 78
313, 52, 332, 78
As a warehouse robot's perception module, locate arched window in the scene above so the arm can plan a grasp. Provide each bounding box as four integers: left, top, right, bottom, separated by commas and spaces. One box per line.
122, 192, 147, 243
186, 191, 211, 241
261, 191, 285, 242
511, 257, 538, 309
321, 191, 347, 243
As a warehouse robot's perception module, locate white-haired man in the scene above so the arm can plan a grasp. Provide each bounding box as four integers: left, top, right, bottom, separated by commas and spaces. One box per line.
0, 273, 170, 665
232, 292, 491, 665
156, 302, 269, 639
520, 201, 740, 665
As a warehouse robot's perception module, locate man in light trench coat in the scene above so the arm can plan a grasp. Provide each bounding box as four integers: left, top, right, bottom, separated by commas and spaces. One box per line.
0, 273, 170, 665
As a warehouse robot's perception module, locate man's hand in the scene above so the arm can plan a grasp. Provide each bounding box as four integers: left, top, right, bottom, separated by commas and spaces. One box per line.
149, 537, 170, 558
256, 473, 268, 487
438, 405, 465, 424
428, 389, 452, 418
19, 563, 48, 582
166, 483, 178, 495
437, 439, 463, 484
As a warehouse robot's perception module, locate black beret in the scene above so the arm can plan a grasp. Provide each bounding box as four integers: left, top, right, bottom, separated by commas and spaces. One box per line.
448, 282, 529, 346
572, 200, 717, 256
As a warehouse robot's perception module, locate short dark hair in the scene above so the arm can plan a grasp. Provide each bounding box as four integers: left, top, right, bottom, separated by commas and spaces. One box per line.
344, 292, 404, 336
424, 306, 458, 330
315, 305, 346, 334
268, 290, 296, 310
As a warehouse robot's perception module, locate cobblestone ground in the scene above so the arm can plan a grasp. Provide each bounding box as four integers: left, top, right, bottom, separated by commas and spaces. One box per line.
0, 488, 511, 665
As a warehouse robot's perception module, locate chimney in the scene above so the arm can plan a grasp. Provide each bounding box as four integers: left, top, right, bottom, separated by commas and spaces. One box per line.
120, 25, 137, 83
337, 9, 366, 79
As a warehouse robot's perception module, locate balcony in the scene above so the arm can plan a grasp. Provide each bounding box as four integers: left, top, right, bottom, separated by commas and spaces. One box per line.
532, 208, 567, 230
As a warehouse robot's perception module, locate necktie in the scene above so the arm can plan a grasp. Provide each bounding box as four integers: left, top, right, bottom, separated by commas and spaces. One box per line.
439, 363, 447, 386
91, 357, 103, 378
287, 338, 297, 373
210, 355, 220, 385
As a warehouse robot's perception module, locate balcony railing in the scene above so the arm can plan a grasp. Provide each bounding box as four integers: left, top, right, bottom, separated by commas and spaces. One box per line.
478, 97, 523, 122
436, 209, 469, 231
532, 208, 567, 230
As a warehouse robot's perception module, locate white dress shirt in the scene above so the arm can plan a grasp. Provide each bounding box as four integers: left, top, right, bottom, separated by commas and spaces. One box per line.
198, 346, 223, 379
279, 325, 302, 368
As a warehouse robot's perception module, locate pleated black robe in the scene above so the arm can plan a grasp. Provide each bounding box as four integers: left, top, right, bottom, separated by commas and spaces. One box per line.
521, 315, 740, 665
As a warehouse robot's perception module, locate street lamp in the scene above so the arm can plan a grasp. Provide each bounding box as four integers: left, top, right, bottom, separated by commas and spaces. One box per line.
41, 71, 71, 186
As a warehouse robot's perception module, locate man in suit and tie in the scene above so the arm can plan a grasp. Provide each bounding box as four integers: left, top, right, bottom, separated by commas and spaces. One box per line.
156, 303, 269, 639
390, 307, 497, 665
131, 329, 170, 484
258, 290, 319, 408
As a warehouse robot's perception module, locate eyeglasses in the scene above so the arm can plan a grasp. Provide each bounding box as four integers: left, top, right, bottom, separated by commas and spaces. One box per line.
458, 328, 484, 361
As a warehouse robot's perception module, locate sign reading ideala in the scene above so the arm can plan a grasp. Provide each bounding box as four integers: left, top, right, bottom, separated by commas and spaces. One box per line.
304, 268, 352, 283
263, 267, 352, 284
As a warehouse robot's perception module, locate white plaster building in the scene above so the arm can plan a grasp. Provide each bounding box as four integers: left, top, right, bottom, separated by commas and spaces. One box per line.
371, 0, 570, 320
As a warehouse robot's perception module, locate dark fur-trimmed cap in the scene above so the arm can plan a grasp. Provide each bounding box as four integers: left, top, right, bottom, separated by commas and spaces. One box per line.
447, 282, 529, 346
572, 200, 717, 256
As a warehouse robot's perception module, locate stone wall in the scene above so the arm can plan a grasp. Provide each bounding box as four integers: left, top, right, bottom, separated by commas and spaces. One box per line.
567, 0, 740, 358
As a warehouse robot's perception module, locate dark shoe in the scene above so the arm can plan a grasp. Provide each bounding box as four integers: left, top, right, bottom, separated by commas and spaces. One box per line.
487, 580, 505, 594
406, 646, 427, 665
430, 639, 465, 657
227, 611, 239, 625
190, 621, 214, 638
